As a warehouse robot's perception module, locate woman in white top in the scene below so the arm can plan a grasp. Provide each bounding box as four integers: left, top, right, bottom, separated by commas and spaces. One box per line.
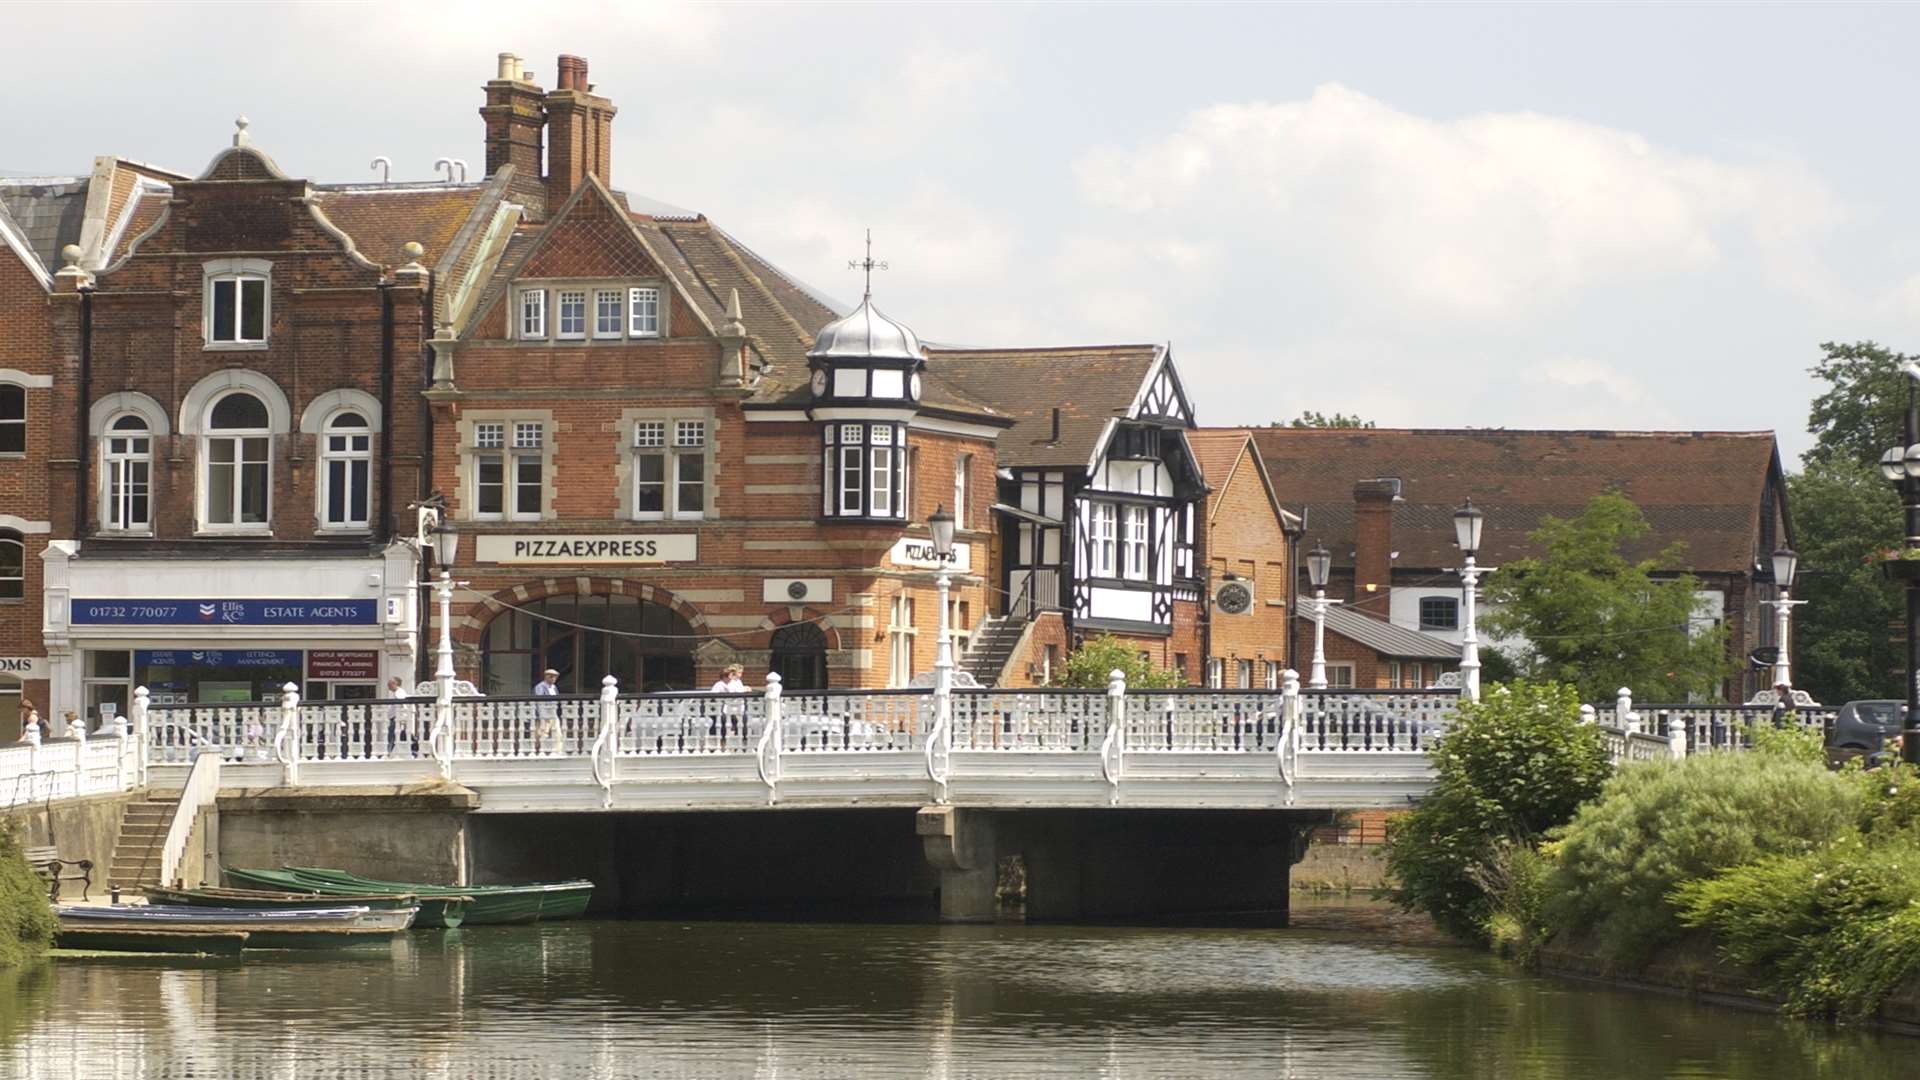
711, 663, 748, 693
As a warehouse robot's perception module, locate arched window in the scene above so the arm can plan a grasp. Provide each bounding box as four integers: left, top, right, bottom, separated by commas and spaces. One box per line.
480, 594, 697, 695
204, 391, 271, 528
770, 622, 829, 691
103, 413, 152, 531
320, 410, 371, 529
0, 531, 22, 600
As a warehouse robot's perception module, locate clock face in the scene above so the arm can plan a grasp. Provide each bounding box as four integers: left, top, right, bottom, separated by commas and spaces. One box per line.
811, 369, 828, 396
909, 372, 922, 400
1215, 581, 1253, 615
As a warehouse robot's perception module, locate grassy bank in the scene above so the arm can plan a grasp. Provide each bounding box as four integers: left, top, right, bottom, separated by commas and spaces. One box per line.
1386, 686, 1920, 1025
0, 823, 54, 969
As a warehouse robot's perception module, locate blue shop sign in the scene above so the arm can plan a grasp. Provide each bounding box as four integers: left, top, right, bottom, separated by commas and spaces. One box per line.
71, 599, 378, 626
136, 649, 304, 670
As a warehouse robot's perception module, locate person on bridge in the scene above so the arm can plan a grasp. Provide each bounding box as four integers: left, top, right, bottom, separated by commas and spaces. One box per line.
533, 669, 562, 753
711, 664, 748, 694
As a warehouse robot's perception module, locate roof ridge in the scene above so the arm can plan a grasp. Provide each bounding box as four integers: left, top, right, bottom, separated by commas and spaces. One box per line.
1256, 426, 1777, 438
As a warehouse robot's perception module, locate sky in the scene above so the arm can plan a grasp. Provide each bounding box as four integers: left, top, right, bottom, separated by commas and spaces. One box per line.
8, 1, 1919, 466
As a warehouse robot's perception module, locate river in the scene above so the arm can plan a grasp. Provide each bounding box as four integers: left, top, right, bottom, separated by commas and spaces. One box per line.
0, 902, 1910, 1079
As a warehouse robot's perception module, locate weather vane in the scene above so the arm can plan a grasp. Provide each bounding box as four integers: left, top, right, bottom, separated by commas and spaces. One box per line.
848, 229, 887, 297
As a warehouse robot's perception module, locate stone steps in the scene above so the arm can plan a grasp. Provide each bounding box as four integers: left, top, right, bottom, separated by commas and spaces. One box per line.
106, 795, 182, 890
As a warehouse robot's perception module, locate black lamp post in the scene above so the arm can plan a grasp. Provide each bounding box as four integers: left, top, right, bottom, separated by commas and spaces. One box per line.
1880, 368, 1920, 764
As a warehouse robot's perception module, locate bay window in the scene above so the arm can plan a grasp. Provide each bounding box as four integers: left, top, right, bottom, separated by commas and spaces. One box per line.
821, 422, 906, 520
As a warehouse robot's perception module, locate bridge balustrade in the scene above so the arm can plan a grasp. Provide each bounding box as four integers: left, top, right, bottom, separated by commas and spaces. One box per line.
951, 689, 1108, 750
617, 692, 768, 755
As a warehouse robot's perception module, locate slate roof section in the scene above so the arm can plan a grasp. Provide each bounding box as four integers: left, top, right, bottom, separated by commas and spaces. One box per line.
310, 184, 492, 270
0, 178, 88, 275
926, 345, 1162, 467
1248, 428, 1786, 574
1302, 600, 1461, 660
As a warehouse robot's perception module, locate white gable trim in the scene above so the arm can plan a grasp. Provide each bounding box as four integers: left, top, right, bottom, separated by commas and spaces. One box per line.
0, 209, 51, 291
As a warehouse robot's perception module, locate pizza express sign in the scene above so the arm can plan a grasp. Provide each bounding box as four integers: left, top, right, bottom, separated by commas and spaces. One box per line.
889, 538, 972, 572
474, 534, 698, 565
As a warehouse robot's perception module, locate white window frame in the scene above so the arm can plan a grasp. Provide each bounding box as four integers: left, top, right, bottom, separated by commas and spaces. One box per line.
1206, 658, 1224, 689
0, 532, 21, 602
1236, 659, 1253, 689
101, 413, 153, 533
954, 454, 971, 529
519, 288, 547, 339
593, 289, 625, 339
318, 410, 373, 531
556, 290, 588, 340
629, 287, 660, 337
1264, 661, 1280, 690
1090, 502, 1118, 578
468, 417, 548, 522
202, 258, 272, 350
888, 593, 917, 688
1122, 505, 1149, 581
200, 391, 273, 532
1327, 663, 1356, 689
0, 384, 23, 456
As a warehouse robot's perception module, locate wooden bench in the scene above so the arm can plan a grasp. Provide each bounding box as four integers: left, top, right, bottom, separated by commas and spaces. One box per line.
24, 845, 91, 902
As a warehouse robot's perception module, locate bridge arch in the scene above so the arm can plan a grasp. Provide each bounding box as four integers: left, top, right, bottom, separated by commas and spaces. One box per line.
458, 578, 708, 694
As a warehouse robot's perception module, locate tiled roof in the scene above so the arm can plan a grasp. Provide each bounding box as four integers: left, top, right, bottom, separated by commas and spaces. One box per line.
1305, 600, 1460, 660
310, 184, 492, 270
0, 178, 88, 275
1248, 428, 1784, 574
925, 345, 1162, 467
1187, 428, 1299, 530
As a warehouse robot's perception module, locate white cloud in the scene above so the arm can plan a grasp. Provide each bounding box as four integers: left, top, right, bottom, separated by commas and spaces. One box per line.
1521, 357, 1682, 429
1075, 84, 1844, 321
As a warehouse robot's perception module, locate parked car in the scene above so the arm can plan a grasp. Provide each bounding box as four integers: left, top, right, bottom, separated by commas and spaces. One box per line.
1826, 700, 1905, 767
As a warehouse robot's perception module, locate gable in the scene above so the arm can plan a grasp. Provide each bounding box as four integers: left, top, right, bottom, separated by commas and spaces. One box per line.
517, 184, 668, 282
1132, 349, 1194, 427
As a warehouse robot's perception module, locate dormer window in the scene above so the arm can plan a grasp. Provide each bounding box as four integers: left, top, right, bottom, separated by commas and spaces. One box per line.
203, 258, 272, 349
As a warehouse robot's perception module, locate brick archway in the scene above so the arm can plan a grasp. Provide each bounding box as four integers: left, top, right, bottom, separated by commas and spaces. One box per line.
451, 578, 709, 693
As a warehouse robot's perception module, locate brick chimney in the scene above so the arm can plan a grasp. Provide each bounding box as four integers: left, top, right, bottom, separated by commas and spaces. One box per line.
1351, 478, 1396, 617
480, 53, 548, 210
544, 53, 616, 209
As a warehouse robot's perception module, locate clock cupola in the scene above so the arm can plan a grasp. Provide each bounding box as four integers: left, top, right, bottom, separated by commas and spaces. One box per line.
808, 276, 923, 521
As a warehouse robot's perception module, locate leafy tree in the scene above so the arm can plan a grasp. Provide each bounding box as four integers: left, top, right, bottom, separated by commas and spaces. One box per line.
1787, 457, 1902, 702
1806, 340, 1920, 469
1384, 681, 1609, 943
1279, 410, 1375, 429
1052, 634, 1184, 688
0, 822, 54, 968
1483, 492, 1734, 702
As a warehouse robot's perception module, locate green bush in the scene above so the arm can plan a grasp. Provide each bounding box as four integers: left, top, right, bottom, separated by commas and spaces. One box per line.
1479, 843, 1555, 964
1545, 750, 1859, 963
1052, 634, 1184, 689
0, 822, 54, 968
1385, 681, 1609, 943
1673, 836, 1920, 1020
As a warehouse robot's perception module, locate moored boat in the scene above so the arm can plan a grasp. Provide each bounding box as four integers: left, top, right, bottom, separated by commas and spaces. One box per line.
145, 884, 465, 929
226, 866, 592, 925
54, 926, 249, 956
57, 903, 411, 948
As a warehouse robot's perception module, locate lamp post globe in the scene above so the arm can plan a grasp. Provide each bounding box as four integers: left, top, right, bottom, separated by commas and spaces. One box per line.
1306, 542, 1332, 690
1766, 545, 1799, 694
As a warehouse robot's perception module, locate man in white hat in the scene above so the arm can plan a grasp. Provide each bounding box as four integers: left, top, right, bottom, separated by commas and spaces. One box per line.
533, 668, 561, 752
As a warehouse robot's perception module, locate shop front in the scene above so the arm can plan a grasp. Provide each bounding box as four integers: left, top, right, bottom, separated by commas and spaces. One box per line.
42, 543, 421, 726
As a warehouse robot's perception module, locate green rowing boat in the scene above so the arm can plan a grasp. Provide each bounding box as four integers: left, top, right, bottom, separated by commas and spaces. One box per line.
152, 884, 468, 929
55, 927, 249, 956
225, 866, 592, 925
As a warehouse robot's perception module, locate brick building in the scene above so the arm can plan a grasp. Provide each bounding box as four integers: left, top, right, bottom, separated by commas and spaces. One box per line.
1187, 430, 1298, 688
1251, 427, 1794, 700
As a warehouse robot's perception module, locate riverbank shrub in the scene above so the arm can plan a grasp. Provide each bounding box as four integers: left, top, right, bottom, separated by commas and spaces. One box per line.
1673, 835, 1920, 1020
1385, 681, 1608, 943
0, 822, 54, 968
1544, 747, 1858, 964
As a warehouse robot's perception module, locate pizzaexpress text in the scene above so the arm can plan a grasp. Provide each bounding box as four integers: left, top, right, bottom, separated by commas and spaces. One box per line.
510, 538, 663, 559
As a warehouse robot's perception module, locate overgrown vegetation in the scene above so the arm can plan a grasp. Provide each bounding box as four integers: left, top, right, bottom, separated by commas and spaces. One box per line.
1051, 634, 1185, 689
0, 822, 54, 969
1542, 732, 1857, 965
1384, 681, 1608, 944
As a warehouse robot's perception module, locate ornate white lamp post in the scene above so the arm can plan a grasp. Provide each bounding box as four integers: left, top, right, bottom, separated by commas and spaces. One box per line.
1767, 545, 1802, 693
1306, 541, 1337, 690
929, 504, 957, 698
430, 519, 460, 705
1454, 499, 1489, 703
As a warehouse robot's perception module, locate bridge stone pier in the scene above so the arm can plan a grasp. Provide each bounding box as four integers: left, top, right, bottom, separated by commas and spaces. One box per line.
142, 676, 1450, 923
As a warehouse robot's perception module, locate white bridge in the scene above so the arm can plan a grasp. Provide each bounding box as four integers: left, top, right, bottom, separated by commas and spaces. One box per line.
125, 673, 1455, 812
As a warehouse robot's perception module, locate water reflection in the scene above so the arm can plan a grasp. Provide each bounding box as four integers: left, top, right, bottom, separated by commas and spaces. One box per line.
0, 917, 1911, 1079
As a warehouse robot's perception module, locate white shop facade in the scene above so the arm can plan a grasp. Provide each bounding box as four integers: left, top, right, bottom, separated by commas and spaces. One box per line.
40, 541, 422, 732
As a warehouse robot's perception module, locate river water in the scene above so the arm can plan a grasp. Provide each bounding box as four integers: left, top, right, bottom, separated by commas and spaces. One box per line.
0, 904, 1911, 1079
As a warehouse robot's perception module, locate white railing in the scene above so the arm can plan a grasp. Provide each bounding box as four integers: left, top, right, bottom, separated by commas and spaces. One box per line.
137, 671, 1462, 809
1587, 686, 1838, 766
159, 750, 221, 887
0, 722, 142, 809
